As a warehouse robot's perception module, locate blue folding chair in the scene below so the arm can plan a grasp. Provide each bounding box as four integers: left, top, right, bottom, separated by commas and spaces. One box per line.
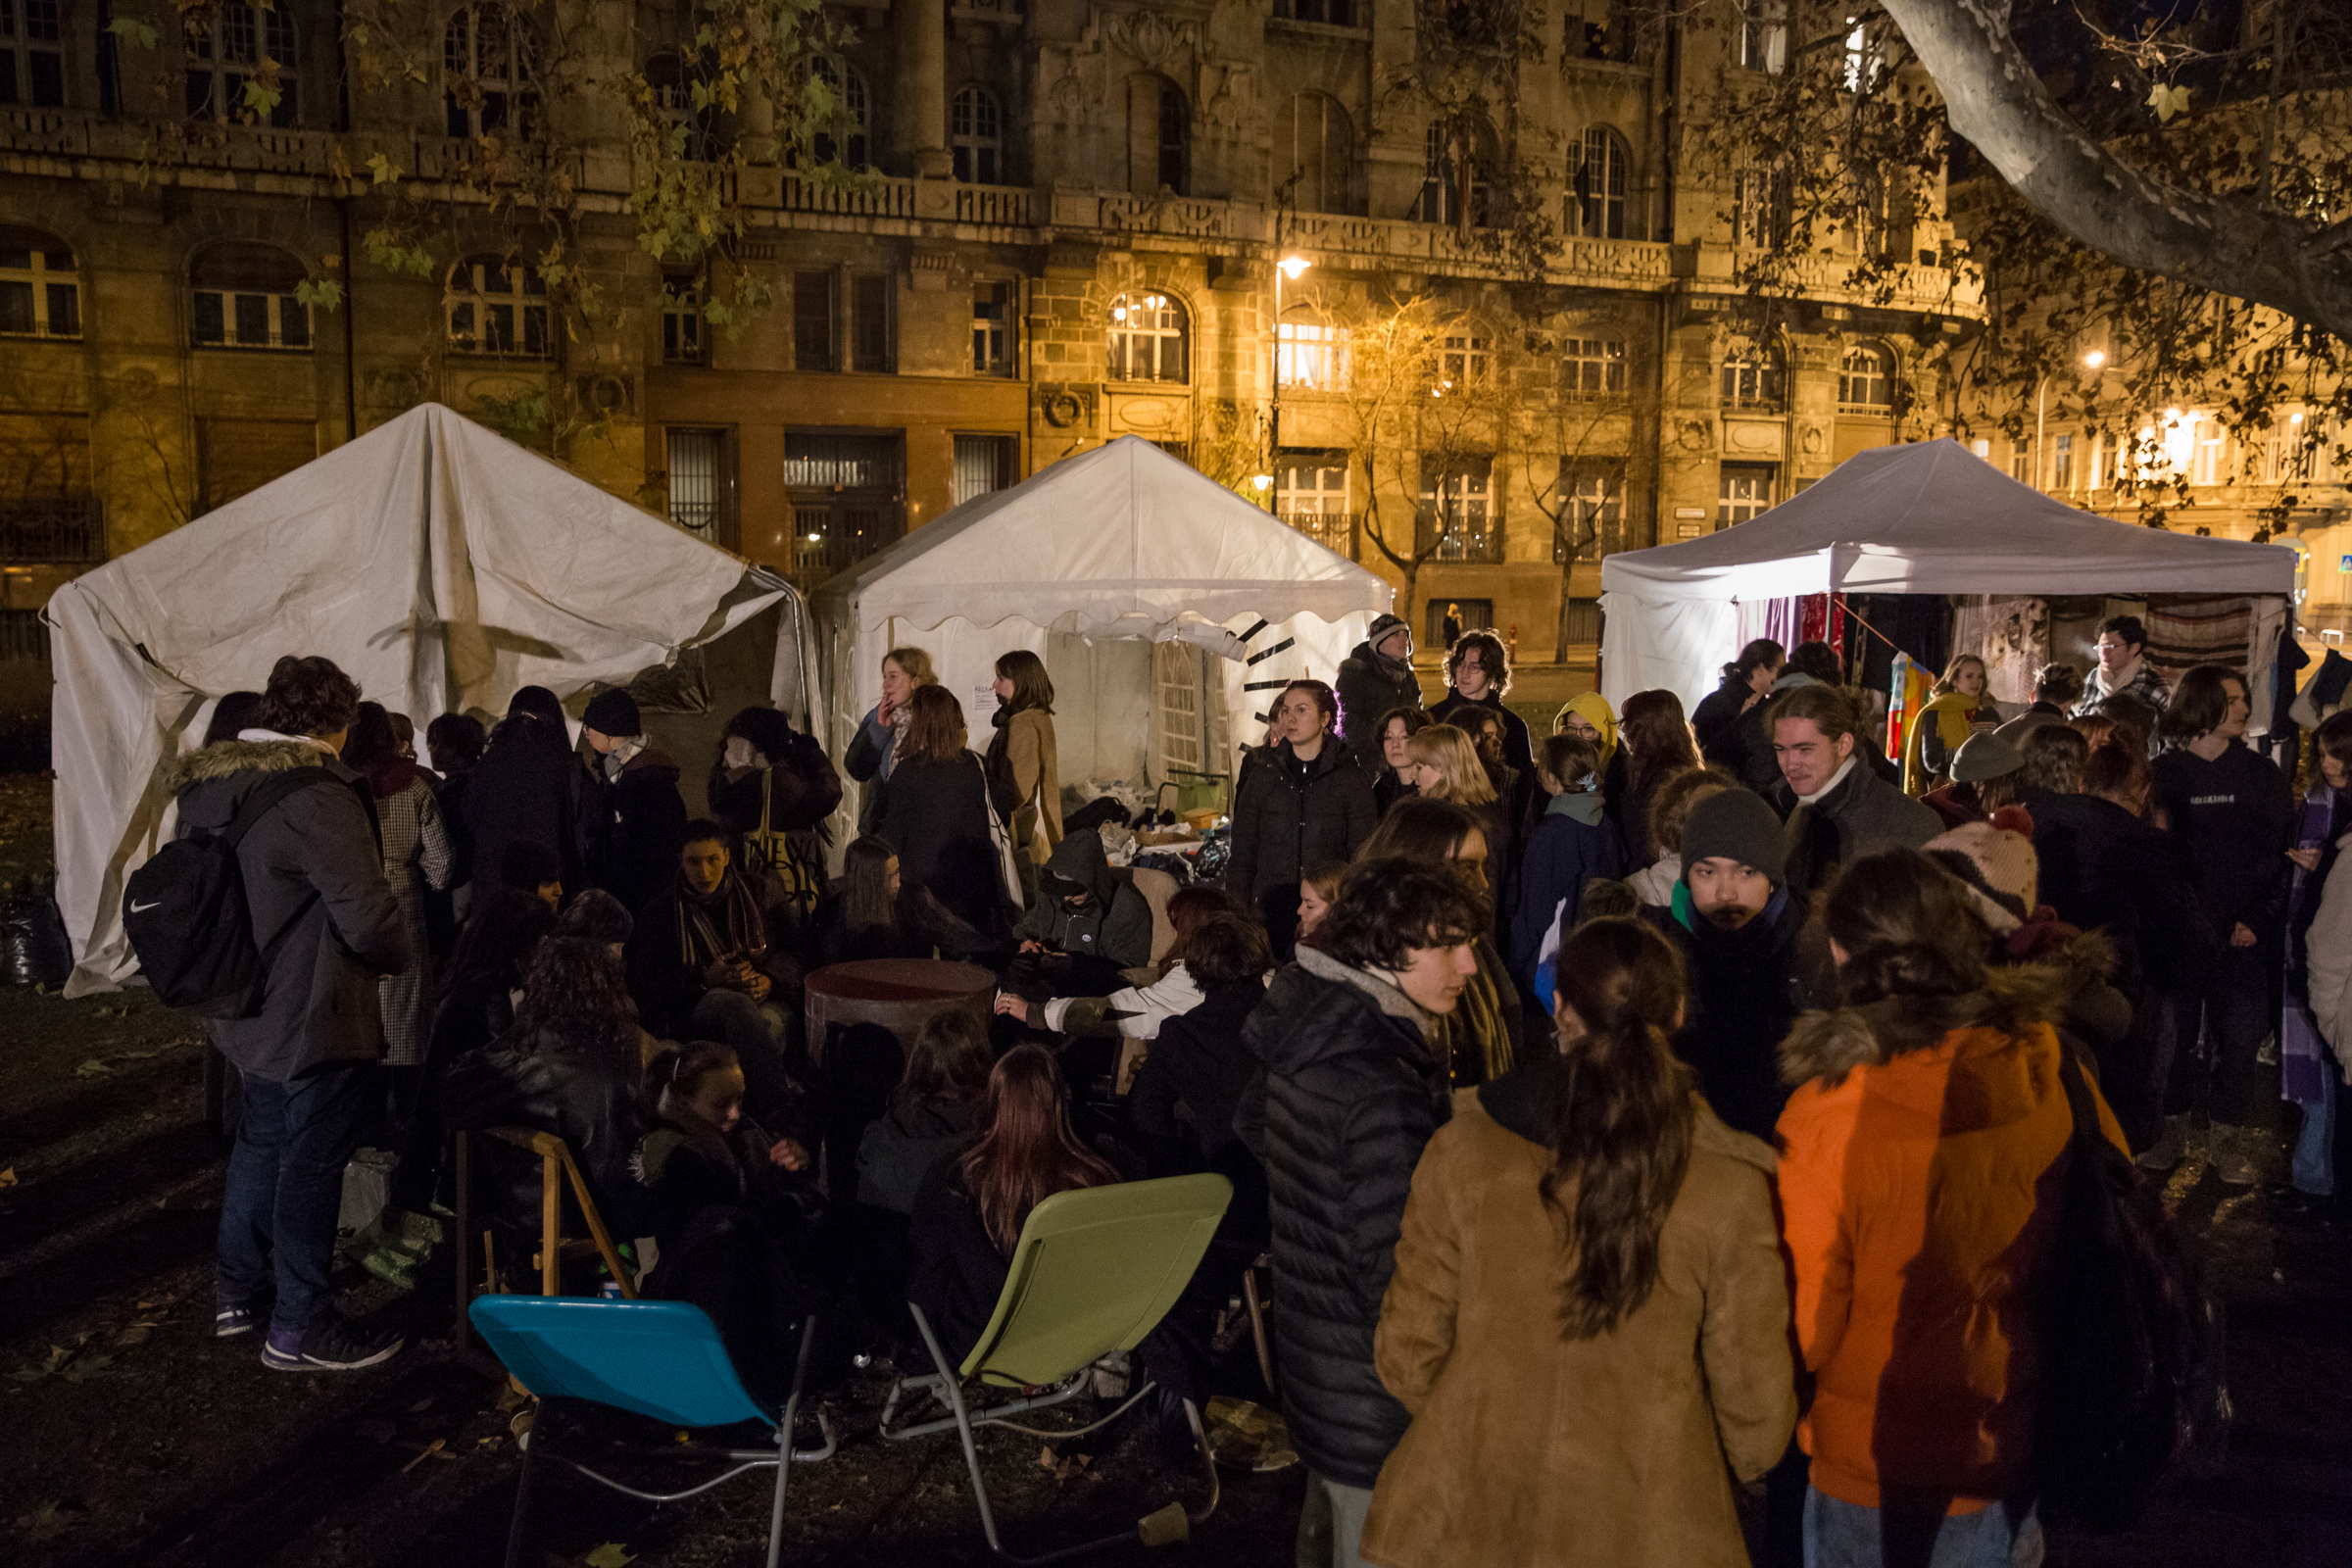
468, 1296, 836, 1568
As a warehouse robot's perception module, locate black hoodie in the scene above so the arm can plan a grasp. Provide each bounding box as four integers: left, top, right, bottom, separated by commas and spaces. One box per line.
2152, 742, 2293, 934
1011, 829, 1152, 967
1336, 639, 1423, 747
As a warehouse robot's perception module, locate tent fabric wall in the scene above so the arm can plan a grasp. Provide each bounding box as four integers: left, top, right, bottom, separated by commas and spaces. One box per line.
1598, 439, 2298, 708
812, 436, 1391, 849
49, 403, 790, 995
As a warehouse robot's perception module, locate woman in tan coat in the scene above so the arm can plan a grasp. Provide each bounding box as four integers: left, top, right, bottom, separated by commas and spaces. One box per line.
1362, 917, 1796, 1568
985, 649, 1062, 905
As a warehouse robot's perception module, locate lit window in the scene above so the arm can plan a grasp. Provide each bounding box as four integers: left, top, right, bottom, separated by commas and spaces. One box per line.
1420, 457, 1495, 562
445, 256, 550, 357
191, 244, 310, 351
444, 6, 538, 140
1278, 321, 1349, 391
2008, 439, 2031, 483
666, 427, 722, 539
1568, 128, 1628, 240
1721, 339, 1784, 411
2191, 418, 2225, 486
971, 279, 1013, 375
1439, 333, 1490, 389
2051, 432, 2074, 490
952, 86, 1001, 183
1277, 451, 1352, 555
1842, 15, 1886, 93
1719, 464, 1774, 525
1, 0, 66, 108
1733, 167, 1788, 248
1739, 0, 1788, 72
1107, 291, 1188, 384
0, 225, 78, 339
1555, 465, 1623, 563
662, 273, 704, 366
185, 3, 298, 126
1838, 344, 1892, 410
1563, 338, 1626, 395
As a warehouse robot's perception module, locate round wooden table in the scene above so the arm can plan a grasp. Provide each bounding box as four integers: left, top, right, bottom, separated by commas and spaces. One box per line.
803, 958, 998, 1063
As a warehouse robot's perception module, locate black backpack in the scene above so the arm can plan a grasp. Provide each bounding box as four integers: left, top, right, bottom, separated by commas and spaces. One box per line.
122, 767, 334, 1018
2034, 1045, 2230, 1530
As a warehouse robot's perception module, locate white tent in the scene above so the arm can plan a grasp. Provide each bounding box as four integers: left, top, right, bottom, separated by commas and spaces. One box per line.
49, 403, 816, 995
1599, 438, 2300, 708
812, 435, 1391, 838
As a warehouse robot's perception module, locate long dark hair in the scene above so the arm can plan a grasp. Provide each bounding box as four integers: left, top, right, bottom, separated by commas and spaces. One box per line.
439, 887, 557, 1006
839, 835, 899, 931
1720, 638, 1783, 688
1618, 689, 1699, 800
1820, 847, 1991, 1011
900, 1008, 993, 1106
1542, 917, 1694, 1340
957, 1045, 1117, 1254
993, 650, 1055, 716
511, 935, 641, 1058
202, 691, 265, 748
2160, 663, 2243, 745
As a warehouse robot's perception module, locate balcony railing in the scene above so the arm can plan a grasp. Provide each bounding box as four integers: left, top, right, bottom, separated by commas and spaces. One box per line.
953, 183, 1035, 226
0, 609, 49, 663
781, 171, 917, 220
0, 498, 103, 564
1278, 510, 1357, 558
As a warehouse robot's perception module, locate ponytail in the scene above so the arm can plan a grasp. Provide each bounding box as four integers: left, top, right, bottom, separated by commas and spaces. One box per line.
641, 1039, 739, 1117
1541, 918, 1694, 1340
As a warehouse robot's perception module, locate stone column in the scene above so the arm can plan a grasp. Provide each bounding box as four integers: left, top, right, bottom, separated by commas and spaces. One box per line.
899, 0, 952, 178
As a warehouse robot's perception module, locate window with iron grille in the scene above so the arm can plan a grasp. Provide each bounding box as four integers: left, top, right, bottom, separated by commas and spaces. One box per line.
1420, 456, 1496, 562
1552, 464, 1623, 563
665, 427, 722, 539
1108, 292, 1188, 383
0, 225, 78, 339
185, 2, 297, 125
192, 243, 310, 351
786, 431, 905, 582
971, 279, 1013, 375
1563, 338, 1626, 395
1561, 598, 1603, 645
953, 434, 1014, 506
445, 257, 549, 357
794, 270, 835, 371
850, 273, 893, 372
0, 0, 65, 108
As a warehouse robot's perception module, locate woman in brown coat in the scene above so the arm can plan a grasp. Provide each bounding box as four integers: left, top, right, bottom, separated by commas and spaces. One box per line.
1362, 917, 1796, 1568
984, 649, 1061, 905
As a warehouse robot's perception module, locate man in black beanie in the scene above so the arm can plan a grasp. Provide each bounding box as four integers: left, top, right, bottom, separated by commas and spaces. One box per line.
1648, 787, 1836, 1140
1336, 612, 1422, 746
580, 686, 687, 916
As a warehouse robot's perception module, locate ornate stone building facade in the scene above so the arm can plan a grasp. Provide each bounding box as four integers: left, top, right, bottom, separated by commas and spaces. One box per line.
1, 0, 1980, 702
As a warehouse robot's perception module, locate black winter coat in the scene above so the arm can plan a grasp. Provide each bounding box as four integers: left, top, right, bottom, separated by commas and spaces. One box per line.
708, 731, 845, 844
874, 751, 1003, 933
908, 1158, 1013, 1368
1690, 679, 1754, 772
1129, 979, 1267, 1165
1244, 945, 1449, 1490
443, 1024, 646, 1243
2034, 790, 2218, 998
1649, 888, 1837, 1142
1335, 641, 1422, 748
856, 1094, 977, 1215
1226, 738, 1378, 908
1429, 690, 1535, 777
465, 715, 599, 897
601, 750, 688, 922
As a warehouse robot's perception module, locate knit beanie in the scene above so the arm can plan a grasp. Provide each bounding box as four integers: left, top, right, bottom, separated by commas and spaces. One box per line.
1680, 788, 1787, 885
1926, 808, 2038, 916
1367, 612, 1408, 646
582, 687, 642, 738
1951, 730, 2023, 783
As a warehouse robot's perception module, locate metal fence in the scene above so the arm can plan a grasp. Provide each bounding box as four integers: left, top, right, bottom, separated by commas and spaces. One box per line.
0, 498, 103, 563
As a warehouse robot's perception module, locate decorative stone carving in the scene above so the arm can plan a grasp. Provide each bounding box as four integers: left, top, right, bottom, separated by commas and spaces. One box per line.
1037, 384, 1099, 428
1106, 12, 1201, 75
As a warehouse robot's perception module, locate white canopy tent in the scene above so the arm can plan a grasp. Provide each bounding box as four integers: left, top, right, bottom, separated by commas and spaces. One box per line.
48, 403, 816, 995
812, 435, 1391, 841
1599, 439, 2300, 709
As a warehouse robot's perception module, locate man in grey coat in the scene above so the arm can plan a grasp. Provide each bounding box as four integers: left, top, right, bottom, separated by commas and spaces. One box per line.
172, 655, 411, 1371
1771, 682, 1940, 900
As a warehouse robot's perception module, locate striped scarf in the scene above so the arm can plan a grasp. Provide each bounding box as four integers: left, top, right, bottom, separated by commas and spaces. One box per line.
675, 868, 768, 971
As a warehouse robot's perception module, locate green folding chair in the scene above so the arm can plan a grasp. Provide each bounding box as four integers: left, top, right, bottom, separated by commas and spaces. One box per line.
879, 1172, 1233, 1564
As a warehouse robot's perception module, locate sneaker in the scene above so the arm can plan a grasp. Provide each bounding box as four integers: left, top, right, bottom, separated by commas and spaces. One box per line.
262, 1318, 406, 1372
216, 1304, 258, 1338
2213, 1124, 2262, 1187
2135, 1114, 2190, 1172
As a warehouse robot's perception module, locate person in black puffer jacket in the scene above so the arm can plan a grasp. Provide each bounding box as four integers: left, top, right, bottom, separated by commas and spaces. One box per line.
1226, 679, 1378, 954
1237, 858, 1489, 1565
1335, 613, 1422, 749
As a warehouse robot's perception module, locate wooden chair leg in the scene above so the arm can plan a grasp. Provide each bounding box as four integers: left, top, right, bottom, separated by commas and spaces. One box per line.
1242, 1258, 1275, 1395
560, 1152, 637, 1298
539, 1152, 562, 1297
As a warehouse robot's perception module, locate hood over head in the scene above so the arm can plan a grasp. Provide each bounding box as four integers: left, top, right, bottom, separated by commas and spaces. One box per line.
1043, 826, 1118, 904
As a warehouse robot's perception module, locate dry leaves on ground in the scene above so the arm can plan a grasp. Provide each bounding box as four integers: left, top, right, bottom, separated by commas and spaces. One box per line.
1037, 1445, 1093, 1484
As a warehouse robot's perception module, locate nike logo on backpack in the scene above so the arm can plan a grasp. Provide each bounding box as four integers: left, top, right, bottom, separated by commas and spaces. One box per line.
129, 900, 163, 913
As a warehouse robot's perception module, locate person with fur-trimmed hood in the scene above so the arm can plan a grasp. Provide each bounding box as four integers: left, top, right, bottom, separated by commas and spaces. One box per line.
1776, 847, 2130, 1565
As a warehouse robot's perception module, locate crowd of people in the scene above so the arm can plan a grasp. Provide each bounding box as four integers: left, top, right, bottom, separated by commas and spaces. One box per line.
161, 602, 2333, 1566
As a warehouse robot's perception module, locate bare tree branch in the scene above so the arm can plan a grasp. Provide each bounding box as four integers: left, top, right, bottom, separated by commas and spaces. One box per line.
1878, 0, 2352, 336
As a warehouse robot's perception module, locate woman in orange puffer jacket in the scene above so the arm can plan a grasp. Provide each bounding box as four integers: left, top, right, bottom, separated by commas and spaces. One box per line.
1776, 847, 2128, 1567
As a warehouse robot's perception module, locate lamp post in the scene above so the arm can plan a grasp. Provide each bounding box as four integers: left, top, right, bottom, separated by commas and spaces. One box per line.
2034, 349, 2106, 492
1268, 246, 1311, 514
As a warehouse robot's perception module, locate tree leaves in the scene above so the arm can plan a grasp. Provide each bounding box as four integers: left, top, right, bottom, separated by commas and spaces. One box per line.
2146, 82, 2191, 123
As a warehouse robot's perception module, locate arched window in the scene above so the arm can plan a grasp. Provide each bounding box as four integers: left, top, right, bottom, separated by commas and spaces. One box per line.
1106, 291, 1188, 384
1721, 338, 1786, 411
1278, 93, 1352, 215
1838, 343, 1893, 411
1156, 77, 1189, 195
1568, 127, 1629, 239
444, 6, 538, 140
952, 85, 1002, 183
2, 1, 67, 108
184, 3, 297, 125
1418, 122, 1493, 226
645, 50, 718, 162
0, 225, 77, 340
191, 243, 309, 351
808, 57, 869, 168
446, 255, 550, 358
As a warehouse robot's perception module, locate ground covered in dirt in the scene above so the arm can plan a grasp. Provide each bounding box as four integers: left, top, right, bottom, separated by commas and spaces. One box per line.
1, 771, 2348, 1567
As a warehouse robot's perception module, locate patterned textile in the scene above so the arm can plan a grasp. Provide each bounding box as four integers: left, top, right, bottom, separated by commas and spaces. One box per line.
376, 776, 453, 1066
2144, 594, 2255, 685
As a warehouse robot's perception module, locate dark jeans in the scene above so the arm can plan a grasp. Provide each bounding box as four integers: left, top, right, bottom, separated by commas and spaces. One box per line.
690, 988, 798, 1130
218, 1061, 378, 1336
2157, 943, 2280, 1131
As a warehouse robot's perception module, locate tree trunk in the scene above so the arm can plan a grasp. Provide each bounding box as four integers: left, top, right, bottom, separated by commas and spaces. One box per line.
1878, 0, 2352, 337
1399, 564, 1421, 654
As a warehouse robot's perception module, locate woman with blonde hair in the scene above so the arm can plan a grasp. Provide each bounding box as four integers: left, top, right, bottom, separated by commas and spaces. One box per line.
1407, 723, 1514, 936
1355, 797, 1524, 1085
847, 645, 939, 828
1902, 652, 1994, 795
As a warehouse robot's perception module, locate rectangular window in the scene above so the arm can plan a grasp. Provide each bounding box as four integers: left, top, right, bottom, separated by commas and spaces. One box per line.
793, 270, 835, 372
1, 0, 66, 108
1739, 0, 1788, 72
971, 279, 1012, 376
1733, 168, 1788, 249
2051, 432, 2074, 490
953, 434, 1014, 506
1276, 0, 1357, 22
785, 430, 906, 584
665, 427, 723, 540
2085, 430, 2107, 490
1562, 338, 1626, 395
1276, 449, 1353, 556
2273, 416, 2314, 483
1277, 321, 1349, 391
2191, 419, 2225, 486
194, 288, 308, 350
1553, 464, 1624, 563
2008, 440, 2030, 484
1718, 463, 1774, 526
1439, 334, 1490, 388
662, 276, 705, 366
1419, 455, 1497, 562
850, 273, 893, 372
1561, 598, 1603, 645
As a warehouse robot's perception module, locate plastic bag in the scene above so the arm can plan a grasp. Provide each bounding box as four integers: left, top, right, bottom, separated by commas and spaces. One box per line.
2, 877, 73, 988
